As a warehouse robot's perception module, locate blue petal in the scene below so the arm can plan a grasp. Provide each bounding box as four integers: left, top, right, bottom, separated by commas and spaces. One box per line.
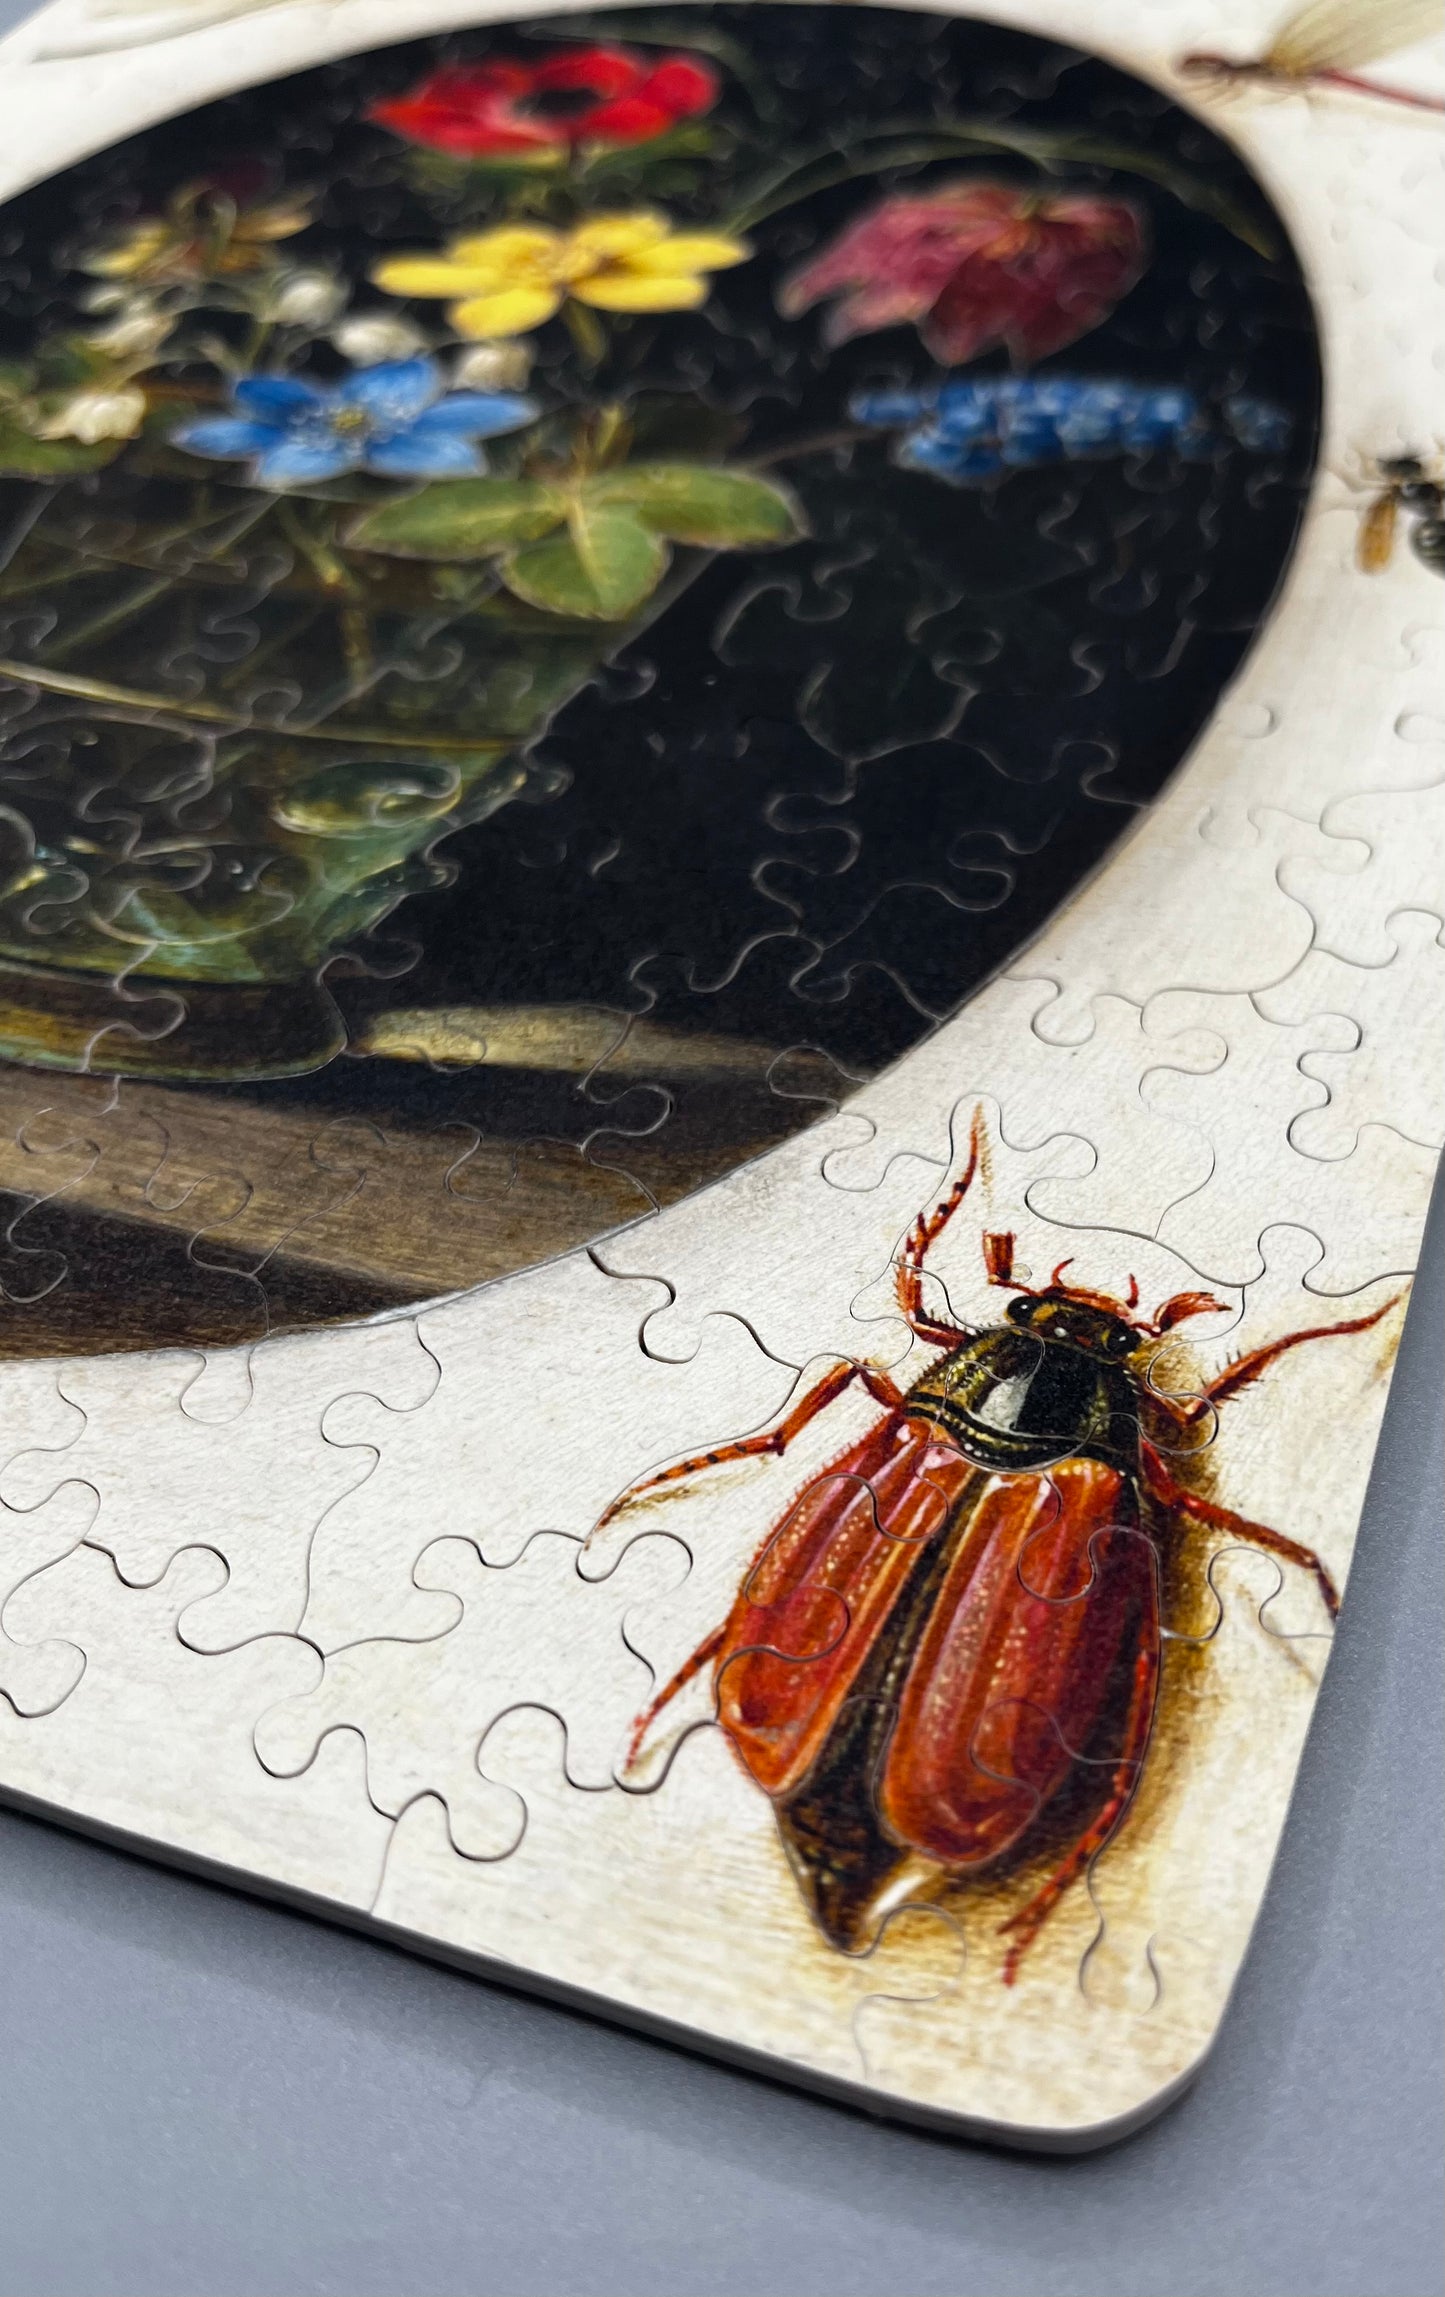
1143, 388, 1198, 423
364, 432, 485, 478
1057, 411, 1124, 450
1053, 381, 1135, 422
1020, 378, 1095, 416
937, 381, 996, 418
405, 391, 538, 441
1119, 394, 1211, 451
1000, 405, 1062, 437
171, 416, 283, 460
234, 374, 326, 420
897, 429, 1003, 484
336, 358, 441, 426
848, 389, 934, 428
253, 436, 361, 486
934, 403, 995, 444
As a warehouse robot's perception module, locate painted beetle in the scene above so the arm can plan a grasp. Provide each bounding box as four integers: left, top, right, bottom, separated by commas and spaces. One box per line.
597, 1111, 1398, 1980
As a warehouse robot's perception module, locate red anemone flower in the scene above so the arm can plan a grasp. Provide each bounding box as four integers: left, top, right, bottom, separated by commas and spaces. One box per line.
779, 180, 1147, 365
370, 46, 719, 159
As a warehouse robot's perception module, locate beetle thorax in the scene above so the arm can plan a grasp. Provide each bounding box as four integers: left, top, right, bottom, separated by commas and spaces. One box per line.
907, 1303, 1141, 1472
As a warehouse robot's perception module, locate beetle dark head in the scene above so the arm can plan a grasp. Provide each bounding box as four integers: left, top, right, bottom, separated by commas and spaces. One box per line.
1005, 1290, 1139, 1359
983, 1237, 1231, 1351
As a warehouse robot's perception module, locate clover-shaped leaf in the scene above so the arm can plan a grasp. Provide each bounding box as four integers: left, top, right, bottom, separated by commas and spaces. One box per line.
348, 477, 565, 556
349, 460, 802, 621
506, 505, 667, 619
593, 463, 801, 546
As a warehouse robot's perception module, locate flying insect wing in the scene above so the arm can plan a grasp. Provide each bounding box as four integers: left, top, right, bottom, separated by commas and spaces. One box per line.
1263, 0, 1443, 76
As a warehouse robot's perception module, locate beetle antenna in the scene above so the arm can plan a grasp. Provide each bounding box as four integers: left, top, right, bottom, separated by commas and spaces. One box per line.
895, 1106, 989, 1340
1125, 1274, 1140, 1310
1050, 1257, 1074, 1287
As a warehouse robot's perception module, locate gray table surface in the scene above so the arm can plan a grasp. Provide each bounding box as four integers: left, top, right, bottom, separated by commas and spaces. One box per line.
0, 5, 1440, 2283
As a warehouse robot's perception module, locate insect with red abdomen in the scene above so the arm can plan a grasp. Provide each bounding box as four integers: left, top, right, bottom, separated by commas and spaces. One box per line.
595, 1109, 1399, 1981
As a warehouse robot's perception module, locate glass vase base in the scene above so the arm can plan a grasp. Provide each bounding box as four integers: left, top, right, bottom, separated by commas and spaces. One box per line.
0, 960, 347, 1082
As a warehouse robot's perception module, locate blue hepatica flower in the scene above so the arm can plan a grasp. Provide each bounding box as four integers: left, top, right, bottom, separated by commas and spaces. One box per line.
849, 375, 1289, 486
171, 357, 538, 487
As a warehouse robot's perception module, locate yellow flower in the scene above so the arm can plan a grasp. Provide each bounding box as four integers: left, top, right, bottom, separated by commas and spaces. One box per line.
371, 211, 749, 340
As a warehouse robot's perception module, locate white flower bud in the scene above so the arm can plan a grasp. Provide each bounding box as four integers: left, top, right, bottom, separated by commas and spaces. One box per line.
331, 311, 430, 365
261, 267, 349, 326
38, 385, 147, 443
78, 282, 131, 313
451, 341, 533, 391
83, 307, 174, 359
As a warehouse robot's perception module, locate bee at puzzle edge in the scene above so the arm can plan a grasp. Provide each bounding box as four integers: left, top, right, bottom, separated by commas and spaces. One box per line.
1358, 455, 1445, 576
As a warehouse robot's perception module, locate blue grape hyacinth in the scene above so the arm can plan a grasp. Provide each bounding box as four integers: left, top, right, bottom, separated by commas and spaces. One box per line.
171, 356, 538, 488
849, 375, 1289, 485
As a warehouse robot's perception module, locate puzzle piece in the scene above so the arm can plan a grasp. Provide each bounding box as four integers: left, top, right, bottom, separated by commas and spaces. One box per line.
298, 1253, 795, 1654
0, 1313, 440, 1649
1143, 991, 1436, 1286
0, 1541, 392, 1904
1257, 907, 1445, 1156
1281, 778, 1445, 967
0, 1474, 93, 1714
372, 1705, 967, 2092
254, 1527, 689, 1848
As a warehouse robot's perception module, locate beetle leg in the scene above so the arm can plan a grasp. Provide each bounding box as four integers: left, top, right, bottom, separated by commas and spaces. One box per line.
1139, 1438, 1340, 1618
997, 1639, 1159, 1987
626, 1622, 727, 1766
593, 1358, 908, 1531
1194, 1292, 1402, 1414
895, 1105, 985, 1345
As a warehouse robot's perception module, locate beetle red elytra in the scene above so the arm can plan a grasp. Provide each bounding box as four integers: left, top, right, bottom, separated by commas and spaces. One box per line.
597, 1110, 1399, 1982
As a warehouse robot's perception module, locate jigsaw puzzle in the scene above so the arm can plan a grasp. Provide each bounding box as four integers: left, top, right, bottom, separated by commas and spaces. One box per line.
0, 0, 1437, 2148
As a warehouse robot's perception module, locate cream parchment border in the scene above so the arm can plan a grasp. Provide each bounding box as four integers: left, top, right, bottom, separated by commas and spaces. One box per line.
0, 0, 1439, 2149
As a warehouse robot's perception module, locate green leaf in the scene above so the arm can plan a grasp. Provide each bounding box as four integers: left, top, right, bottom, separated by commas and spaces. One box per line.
349, 479, 564, 560
33, 334, 117, 391
503, 507, 668, 620
0, 418, 118, 477
591, 463, 803, 548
